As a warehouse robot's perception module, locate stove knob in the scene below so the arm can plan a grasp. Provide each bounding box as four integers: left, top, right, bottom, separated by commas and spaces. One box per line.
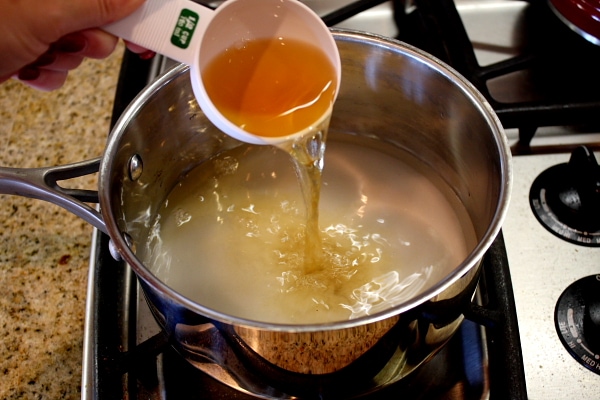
546, 146, 600, 233
583, 287, 600, 353
555, 275, 600, 375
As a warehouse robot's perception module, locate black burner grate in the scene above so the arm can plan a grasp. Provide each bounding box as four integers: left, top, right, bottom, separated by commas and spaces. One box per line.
387, 0, 600, 148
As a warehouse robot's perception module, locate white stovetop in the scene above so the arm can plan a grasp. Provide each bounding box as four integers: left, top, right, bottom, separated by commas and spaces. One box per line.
503, 151, 600, 399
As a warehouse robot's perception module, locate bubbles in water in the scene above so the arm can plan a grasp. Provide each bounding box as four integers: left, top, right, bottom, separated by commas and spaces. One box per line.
341, 267, 433, 319
174, 208, 192, 227
214, 156, 239, 175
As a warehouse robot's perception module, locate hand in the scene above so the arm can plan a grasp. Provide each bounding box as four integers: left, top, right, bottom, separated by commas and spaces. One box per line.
0, 0, 148, 91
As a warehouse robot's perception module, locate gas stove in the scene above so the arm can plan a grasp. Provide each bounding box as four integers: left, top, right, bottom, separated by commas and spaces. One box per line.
82, 1, 600, 398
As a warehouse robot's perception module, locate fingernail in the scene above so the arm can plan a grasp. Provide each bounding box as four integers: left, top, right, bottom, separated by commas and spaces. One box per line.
18, 67, 40, 81
31, 52, 57, 67
54, 34, 87, 53
138, 50, 156, 60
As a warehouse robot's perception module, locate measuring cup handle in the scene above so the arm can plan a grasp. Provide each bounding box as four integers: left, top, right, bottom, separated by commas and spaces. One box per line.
102, 0, 214, 65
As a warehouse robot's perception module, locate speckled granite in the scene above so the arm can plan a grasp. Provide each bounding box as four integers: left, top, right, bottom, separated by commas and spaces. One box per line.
0, 44, 124, 399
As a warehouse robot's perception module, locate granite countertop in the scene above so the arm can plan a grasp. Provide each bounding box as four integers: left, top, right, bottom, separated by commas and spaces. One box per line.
0, 44, 124, 399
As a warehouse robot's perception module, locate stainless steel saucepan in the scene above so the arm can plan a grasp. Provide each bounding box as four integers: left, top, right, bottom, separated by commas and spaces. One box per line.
0, 30, 511, 398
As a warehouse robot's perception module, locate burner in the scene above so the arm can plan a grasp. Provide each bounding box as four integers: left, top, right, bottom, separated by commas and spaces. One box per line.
555, 274, 600, 375
160, 320, 489, 399
529, 146, 600, 246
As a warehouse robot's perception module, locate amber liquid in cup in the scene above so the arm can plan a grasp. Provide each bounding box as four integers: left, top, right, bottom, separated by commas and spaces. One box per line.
202, 37, 337, 138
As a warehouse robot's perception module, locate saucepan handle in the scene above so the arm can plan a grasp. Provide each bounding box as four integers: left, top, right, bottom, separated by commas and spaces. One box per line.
0, 158, 107, 235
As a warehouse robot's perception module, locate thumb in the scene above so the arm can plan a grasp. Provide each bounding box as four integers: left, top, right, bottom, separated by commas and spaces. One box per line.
53, 0, 147, 37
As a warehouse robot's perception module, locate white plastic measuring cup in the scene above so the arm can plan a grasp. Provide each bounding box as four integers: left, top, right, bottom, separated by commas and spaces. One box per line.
103, 0, 341, 145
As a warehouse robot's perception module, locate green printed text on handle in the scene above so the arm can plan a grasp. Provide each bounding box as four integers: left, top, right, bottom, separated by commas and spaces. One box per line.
171, 9, 199, 49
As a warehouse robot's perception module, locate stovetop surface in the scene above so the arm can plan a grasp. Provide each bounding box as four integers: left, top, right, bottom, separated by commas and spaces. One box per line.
502, 152, 600, 398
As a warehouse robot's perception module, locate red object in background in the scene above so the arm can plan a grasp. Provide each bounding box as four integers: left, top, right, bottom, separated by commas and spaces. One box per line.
549, 0, 600, 45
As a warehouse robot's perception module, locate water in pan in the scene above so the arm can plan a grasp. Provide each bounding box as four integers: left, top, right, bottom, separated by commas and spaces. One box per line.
139, 134, 476, 324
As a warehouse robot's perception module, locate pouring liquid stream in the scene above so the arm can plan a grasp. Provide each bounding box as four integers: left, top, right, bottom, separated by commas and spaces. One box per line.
288, 130, 328, 273
202, 37, 335, 274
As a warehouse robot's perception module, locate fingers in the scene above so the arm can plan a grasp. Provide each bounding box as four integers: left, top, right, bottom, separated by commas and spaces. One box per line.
14, 29, 119, 91
125, 41, 156, 60
1, 0, 148, 90
31, 52, 84, 72
16, 68, 68, 92
58, 29, 120, 60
